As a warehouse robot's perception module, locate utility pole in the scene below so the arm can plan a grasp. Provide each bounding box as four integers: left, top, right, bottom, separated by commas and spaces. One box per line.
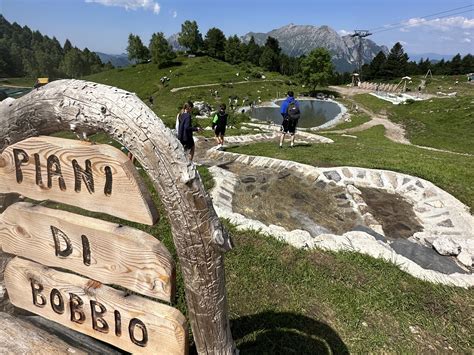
351, 30, 372, 80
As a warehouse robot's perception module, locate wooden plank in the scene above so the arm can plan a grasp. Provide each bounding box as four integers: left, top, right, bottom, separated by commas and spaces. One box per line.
0, 202, 175, 302
5, 257, 188, 355
0, 136, 158, 225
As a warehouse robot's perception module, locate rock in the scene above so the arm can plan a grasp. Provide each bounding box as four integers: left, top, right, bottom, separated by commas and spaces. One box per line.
240, 176, 256, 183
390, 239, 467, 274
346, 184, 361, 195
432, 237, 461, 256
437, 219, 454, 228
193, 101, 212, 116
352, 225, 386, 242
456, 250, 472, 267
323, 170, 341, 182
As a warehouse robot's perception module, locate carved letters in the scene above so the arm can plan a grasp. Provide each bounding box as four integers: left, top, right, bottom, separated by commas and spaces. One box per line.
0, 202, 175, 301
0, 136, 158, 225
5, 258, 187, 355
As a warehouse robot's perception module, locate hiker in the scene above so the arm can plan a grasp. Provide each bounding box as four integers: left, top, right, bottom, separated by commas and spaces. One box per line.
177, 101, 201, 161
279, 91, 300, 148
212, 103, 228, 149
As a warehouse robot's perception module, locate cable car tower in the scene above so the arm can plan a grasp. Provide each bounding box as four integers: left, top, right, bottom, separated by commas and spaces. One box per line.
351, 30, 372, 80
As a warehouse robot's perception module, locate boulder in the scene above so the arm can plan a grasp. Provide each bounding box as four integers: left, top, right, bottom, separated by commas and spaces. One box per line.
432, 237, 461, 256
457, 250, 473, 267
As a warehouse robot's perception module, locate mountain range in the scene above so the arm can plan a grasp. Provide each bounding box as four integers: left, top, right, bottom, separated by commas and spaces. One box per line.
95, 52, 130, 68
241, 24, 388, 72
96, 24, 453, 72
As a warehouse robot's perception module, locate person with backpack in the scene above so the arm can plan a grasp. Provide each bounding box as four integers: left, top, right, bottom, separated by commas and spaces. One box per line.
279, 91, 300, 148
212, 103, 228, 150
177, 101, 202, 161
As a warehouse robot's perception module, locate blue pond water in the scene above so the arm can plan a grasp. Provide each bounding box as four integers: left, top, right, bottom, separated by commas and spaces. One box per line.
250, 99, 341, 128
0, 86, 32, 98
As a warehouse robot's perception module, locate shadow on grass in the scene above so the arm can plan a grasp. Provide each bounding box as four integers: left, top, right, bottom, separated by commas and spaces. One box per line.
231, 311, 348, 354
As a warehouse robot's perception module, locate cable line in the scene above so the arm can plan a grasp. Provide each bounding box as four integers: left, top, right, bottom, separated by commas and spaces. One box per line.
371, 8, 474, 35
368, 4, 473, 33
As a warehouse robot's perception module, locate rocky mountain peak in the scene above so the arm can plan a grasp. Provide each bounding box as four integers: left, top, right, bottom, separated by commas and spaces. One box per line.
242, 23, 388, 72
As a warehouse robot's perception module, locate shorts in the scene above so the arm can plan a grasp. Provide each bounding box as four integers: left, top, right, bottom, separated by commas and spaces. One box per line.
281, 118, 298, 135
214, 126, 226, 136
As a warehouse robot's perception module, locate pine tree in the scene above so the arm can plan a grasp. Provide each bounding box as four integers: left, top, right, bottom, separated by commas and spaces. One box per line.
224, 35, 242, 64
126, 34, 149, 64
300, 47, 334, 92
245, 36, 262, 66
384, 42, 409, 79
178, 20, 203, 54
204, 27, 226, 60
149, 32, 176, 68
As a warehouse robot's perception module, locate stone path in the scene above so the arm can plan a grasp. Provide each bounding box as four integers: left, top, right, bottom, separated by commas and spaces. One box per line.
195, 130, 474, 288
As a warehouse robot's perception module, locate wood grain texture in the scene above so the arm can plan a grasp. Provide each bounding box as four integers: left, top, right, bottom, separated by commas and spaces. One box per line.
0, 136, 158, 225
5, 257, 188, 355
0, 202, 175, 302
0, 80, 235, 354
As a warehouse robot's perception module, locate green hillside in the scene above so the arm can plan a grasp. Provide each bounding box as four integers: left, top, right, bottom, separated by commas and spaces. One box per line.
76, 59, 473, 352
85, 56, 294, 126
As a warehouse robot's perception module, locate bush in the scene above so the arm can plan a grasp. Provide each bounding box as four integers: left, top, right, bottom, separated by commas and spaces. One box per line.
229, 112, 251, 128
250, 71, 262, 79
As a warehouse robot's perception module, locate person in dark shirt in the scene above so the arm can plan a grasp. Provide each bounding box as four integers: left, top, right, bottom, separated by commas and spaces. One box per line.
177, 101, 201, 161
279, 91, 300, 148
212, 103, 228, 149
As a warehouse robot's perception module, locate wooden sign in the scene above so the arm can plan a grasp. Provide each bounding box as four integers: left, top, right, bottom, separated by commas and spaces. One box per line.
0, 202, 174, 302
5, 258, 187, 355
0, 136, 158, 225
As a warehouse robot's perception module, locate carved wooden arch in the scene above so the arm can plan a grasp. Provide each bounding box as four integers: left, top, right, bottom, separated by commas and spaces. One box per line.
0, 79, 235, 354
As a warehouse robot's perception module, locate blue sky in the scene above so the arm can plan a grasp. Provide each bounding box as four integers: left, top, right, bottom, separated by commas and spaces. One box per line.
1, 0, 473, 56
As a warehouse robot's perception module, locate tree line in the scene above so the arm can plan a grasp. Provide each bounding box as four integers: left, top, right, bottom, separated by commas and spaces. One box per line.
126, 20, 302, 76
129, 20, 474, 90
361, 42, 474, 81
0, 15, 112, 78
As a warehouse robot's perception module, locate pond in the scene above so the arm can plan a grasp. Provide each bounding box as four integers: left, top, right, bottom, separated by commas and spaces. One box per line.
250, 99, 341, 128
0, 86, 32, 99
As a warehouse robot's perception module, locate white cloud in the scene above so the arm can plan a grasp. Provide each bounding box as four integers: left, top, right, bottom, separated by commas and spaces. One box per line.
399, 40, 408, 45
85, 0, 161, 14
400, 16, 474, 31
462, 38, 472, 43
338, 29, 351, 36
172, 10, 177, 18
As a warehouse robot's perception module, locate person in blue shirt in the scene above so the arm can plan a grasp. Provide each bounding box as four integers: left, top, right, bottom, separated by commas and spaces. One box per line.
279, 91, 300, 148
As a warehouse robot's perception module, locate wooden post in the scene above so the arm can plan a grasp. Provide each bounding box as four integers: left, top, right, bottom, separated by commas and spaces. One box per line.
0, 79, 235, 354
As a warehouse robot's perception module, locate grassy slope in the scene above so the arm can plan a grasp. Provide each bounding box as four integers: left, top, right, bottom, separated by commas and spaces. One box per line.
79, 65, 474, 352
351, 76, 474, 154
85, 56, 294, 127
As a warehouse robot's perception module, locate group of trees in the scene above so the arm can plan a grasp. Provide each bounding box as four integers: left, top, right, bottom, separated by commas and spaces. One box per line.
127, 20, 302, 76
179, 21, 302, 76
126, 32, 176, 68
361, 42, 474, 81
0, 15, 111, 78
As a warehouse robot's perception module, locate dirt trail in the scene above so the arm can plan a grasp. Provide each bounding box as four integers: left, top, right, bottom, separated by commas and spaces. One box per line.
170, 79, 284, 92
328, 85, 473, 156
328, 85, 410, 145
